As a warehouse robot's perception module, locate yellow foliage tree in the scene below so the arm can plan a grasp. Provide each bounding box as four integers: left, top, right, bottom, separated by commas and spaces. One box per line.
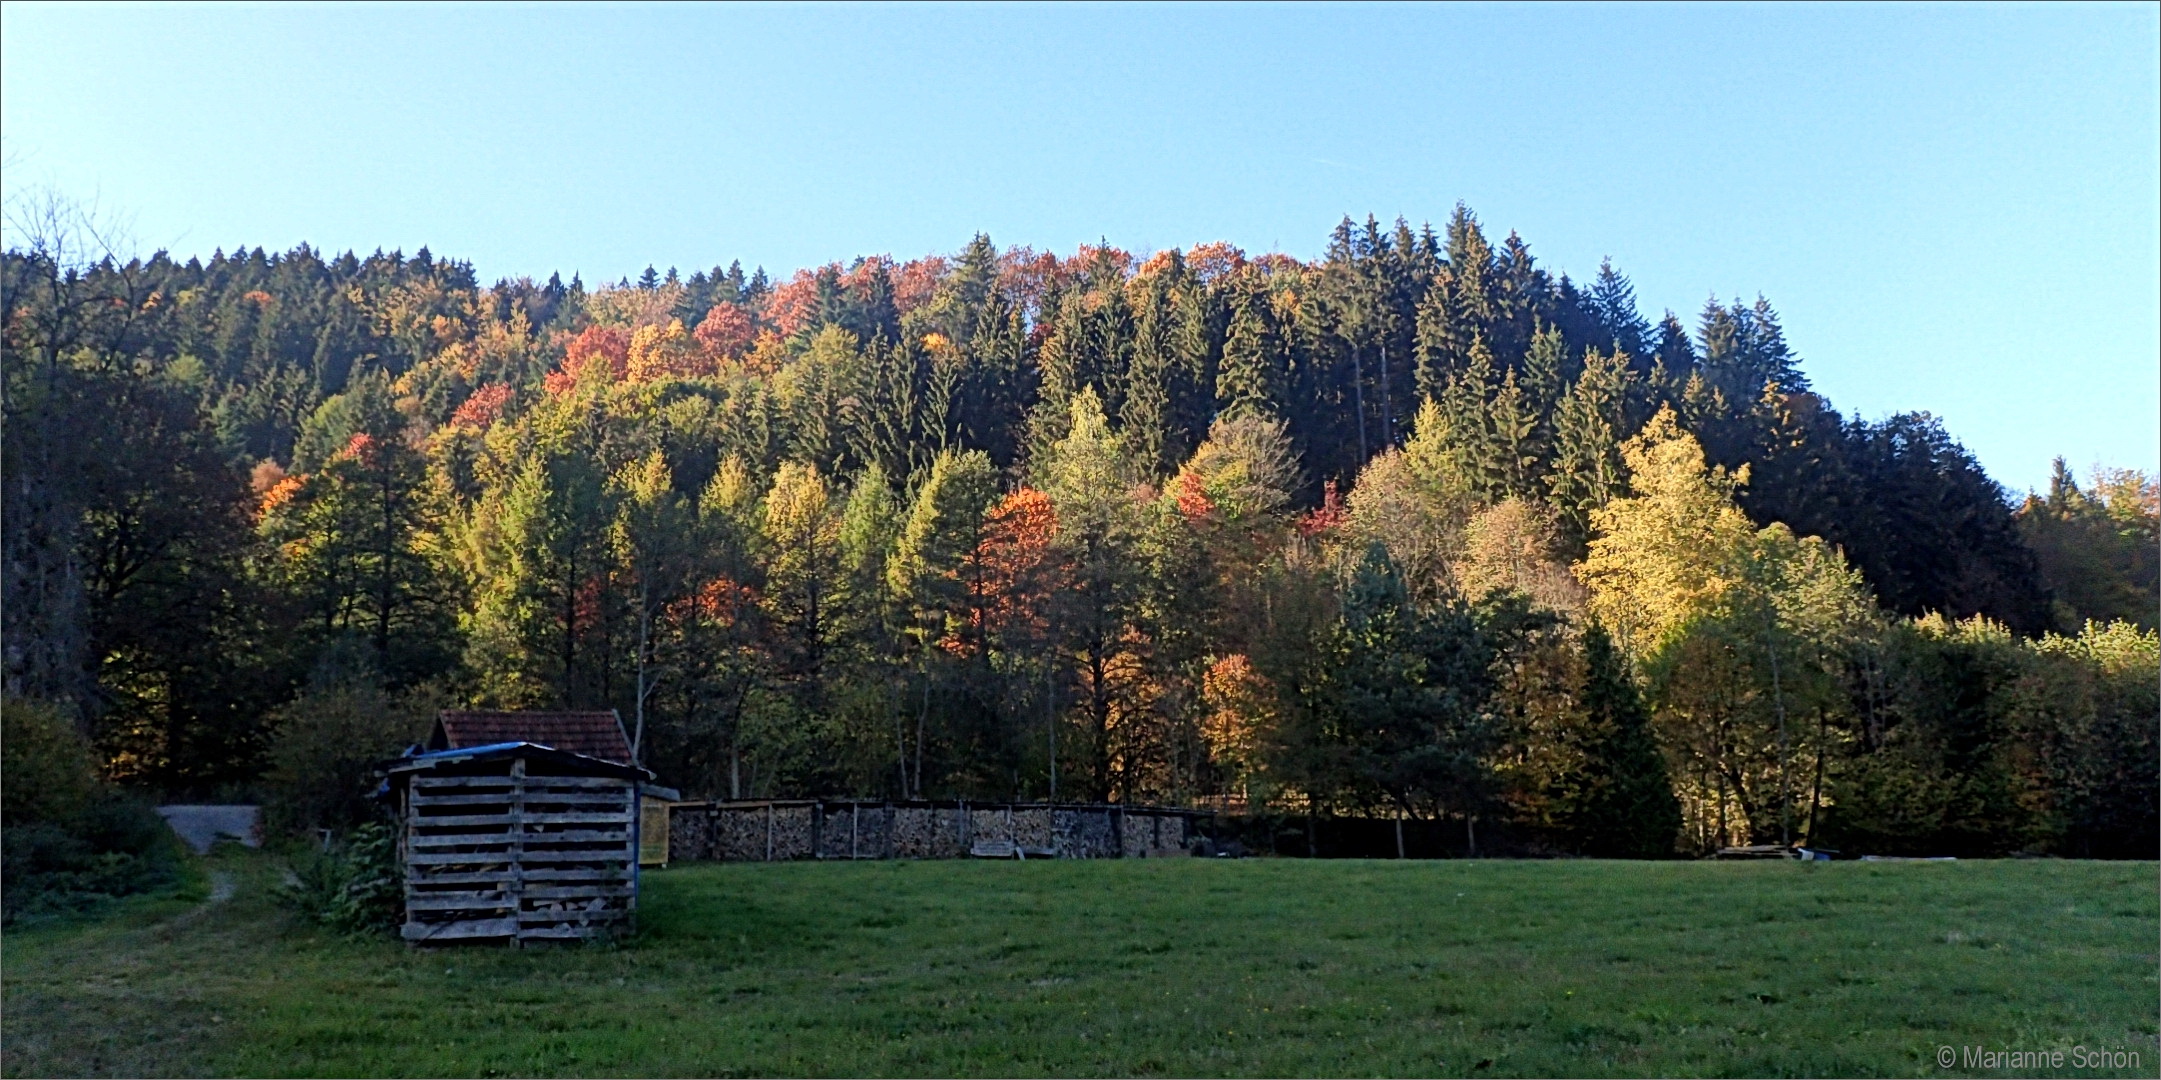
626, 318, 706, 381
1577, 407, 1757, 657
761, 461, 844, 676
1576, 406, 1880, 850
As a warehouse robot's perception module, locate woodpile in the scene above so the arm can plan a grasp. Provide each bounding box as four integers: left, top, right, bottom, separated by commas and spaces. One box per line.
668, 802, 716, 861
386, 745, 646, 946
660, 801, 1198, 862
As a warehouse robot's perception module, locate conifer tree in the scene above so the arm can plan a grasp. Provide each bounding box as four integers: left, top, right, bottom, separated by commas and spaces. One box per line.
886, 450, 997, 795
1561, 624, 1681, 857
1485, 368, 1540, 500
1122, 311, 1175, 478
1547, 347, 1632, 548
1216, 277, 1287, 419
761, 461, 844, 686
1040, 389, 1146, 800
1412, 277, 1461, 404
1587, 258, 1650, 360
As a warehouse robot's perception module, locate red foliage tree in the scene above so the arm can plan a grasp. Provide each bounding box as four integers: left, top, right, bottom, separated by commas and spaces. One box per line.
450, 382, 513, 429
692, 304, 756, 362
763, 268, 823, 339
545, 325, 630, 394
1185, 241, 1248, 285
1297, 479, 1348, 537
565, 325, 630, 375
951, 488, 1064, 655
891, 255, 948, 315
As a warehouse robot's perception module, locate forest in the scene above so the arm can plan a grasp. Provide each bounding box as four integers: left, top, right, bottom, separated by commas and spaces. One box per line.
4, 203, 2155, 862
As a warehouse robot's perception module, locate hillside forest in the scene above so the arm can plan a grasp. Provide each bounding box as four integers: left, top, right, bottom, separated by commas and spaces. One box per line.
5, 204, 2155, 860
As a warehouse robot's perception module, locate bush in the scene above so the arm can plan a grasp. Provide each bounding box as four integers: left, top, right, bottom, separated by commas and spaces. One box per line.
1, 793, 181, 923
275, 820, 404, 936
263, 680, 435, 835
1, 699, 182, 923
2, 698, 100, 827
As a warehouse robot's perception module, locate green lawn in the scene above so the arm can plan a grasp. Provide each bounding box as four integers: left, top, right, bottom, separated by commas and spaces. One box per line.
3, 853, 2154, 1078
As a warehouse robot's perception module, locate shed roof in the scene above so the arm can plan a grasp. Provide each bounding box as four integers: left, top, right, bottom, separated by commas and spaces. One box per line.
384, 741, 649, 781
430, 710, 633, 765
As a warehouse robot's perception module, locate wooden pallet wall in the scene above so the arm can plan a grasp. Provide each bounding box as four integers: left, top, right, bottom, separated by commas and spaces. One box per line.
399, 760, 638, 945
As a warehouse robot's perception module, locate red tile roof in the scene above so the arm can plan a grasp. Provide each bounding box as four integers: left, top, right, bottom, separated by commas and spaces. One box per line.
431, 711, 633, 765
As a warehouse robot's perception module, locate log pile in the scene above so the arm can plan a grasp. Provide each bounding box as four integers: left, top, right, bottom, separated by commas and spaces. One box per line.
662, 800, 1198, 862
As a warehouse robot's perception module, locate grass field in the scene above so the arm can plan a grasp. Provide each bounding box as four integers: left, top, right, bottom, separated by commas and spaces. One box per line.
3, 853, 2154, 1078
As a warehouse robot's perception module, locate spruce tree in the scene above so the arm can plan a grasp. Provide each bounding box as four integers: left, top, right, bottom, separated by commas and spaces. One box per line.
1216, 278, 1287, 419
1563, 625, 1681, 857
1547, 347, 1631, 549
1123, 288, 1176, 478
1587, 258, 1649, 359
1412, 277, 1460, 403
1485, 368, 1540, 500
1521, 323, 1569, 421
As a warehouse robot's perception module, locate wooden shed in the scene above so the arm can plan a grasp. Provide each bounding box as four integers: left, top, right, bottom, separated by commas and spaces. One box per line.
384, 741, 648, 945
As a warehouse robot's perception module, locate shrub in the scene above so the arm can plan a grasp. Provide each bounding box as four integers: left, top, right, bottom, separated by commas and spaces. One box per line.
0, 791, 180, 923
275, 820, 403, 936
263, 681, 434, 835
1, 698, 100, 827
1, 698, 183, 923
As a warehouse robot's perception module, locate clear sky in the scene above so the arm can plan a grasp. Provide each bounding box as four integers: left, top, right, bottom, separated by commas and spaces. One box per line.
3, 3, 2154, 493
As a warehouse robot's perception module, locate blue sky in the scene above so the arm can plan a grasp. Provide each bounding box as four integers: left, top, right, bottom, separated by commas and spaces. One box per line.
3, 3, 2154, 492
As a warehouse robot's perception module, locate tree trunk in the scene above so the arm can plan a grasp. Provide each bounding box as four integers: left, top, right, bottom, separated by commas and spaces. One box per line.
1379, 340, 1393, 447
1804, 706, 1829, 844
1046, 663, 1058, 801
895, 686, 910, 799
1766, 623, 1791, 847
632, 579, 650, 764
729, 736, 741, 800
561, 548, 578, 706
1351, 345, 1368, 463
914, 675, 931, 799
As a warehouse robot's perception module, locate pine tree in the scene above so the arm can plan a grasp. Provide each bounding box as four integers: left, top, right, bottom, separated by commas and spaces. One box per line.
885, 450, 996, 796
889, 449, 999, 646
761, 461, 844, 686
1520, 322, 1571, 452
1443, 204, 1496, 336
1040, 389, 1146, 800
1435, 337, 1502, 501
1169, 275, 1223, 451
837, 462, 904, 643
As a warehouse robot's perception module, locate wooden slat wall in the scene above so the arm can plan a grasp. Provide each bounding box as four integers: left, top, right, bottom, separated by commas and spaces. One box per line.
400, 759, 638, 946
